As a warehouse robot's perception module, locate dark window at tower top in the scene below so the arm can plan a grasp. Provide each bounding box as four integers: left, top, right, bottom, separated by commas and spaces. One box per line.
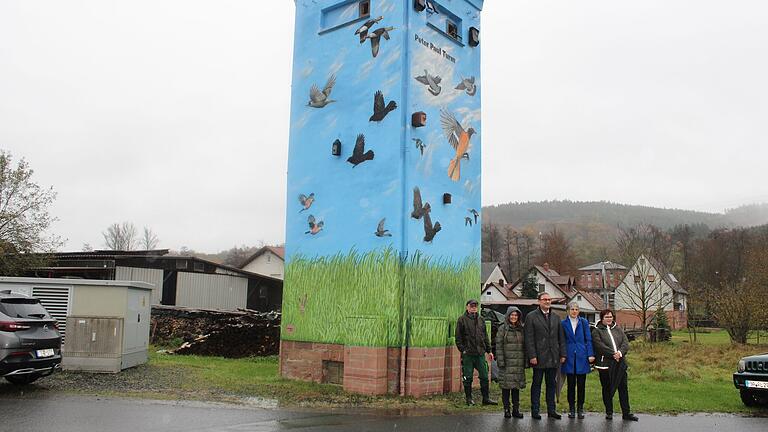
446, 20, 459, 40
359, 0, 370, 17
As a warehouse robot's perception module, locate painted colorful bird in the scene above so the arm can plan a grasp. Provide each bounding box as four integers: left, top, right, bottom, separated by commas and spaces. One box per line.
423, 211, 441, 242
307, 74, 336, 108
305, 215, 324, 235
415, 70, 441, 96
455, 76, 477, 96
465, 216, 473, 227
412, 138, 426, 155
298, 193, 315, 213
369, 90, 397, 122
441, 109, 476, 181
355, 16, 383, 43
347, 134, 374, 167
468, 208, 479, 225
411, 187, 431, 220
375, 218, 392, 237
367, 26, 394, 58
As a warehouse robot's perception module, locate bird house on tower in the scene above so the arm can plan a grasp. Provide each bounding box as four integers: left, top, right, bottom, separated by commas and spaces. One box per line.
282, 0, 485, 397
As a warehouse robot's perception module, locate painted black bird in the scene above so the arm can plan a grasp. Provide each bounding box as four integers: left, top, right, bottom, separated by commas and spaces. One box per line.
455, 76, 477, 96
411, 187, 431, 220
465, 216, 473, 227
423, 211, 441, 242
412, 138, 426, 155
468, 208, 479, 225
367, 26, 394, 58
305, 215, 324, 235
375, 218, 392, 237
369, 90, 397, 122
298, 193, 315, 213
347, 134, 374, 167
355, 16, 383, 43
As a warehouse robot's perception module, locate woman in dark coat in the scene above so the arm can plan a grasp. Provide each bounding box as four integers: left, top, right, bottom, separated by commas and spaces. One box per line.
560, 302, 594, 419
591, 309, 638, 422
495, 306, 526, 418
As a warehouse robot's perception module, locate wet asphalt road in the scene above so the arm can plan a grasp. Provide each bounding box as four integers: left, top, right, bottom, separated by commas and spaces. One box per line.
0, 396, 766, 432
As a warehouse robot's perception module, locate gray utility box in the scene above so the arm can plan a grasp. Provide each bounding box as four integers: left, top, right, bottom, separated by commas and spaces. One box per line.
59, 281, 153, 373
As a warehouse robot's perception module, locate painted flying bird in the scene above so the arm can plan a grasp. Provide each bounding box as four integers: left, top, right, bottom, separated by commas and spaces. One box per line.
423, 211, 441, 242
305, 214, 324, 235
307, 74, 337, 108
375, 218, 392, 237
455, 76, 476, 96
441, 109, 476, 181
369, 90, 397, 122
465, 216, 473, 227
414, 70, 442, 96
468, 208, 479, 225
412, 138, 426, 155
411, 187, 431, 220
367, 26, 395, 58
425, 0, 439, 14
347, 133, 374, 167
355, 16, 384, 43
298, 193, 315, 213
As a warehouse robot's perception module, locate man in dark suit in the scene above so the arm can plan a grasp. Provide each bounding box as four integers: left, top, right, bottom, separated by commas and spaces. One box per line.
524, 292, 567, 419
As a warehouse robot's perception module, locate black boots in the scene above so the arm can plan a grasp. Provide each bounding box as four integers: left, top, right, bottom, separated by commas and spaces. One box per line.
503, 408, 511, 418
464, 385, 474, 406
480, 382, 497, 405
623, 414, 639, 421
568, 406, 576, 419
512, 408, 523, 418
577, 407, 585, 419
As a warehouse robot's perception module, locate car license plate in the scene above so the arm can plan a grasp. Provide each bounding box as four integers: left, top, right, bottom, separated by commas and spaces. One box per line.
35, 349, 54, 358
746, 380, 768, 389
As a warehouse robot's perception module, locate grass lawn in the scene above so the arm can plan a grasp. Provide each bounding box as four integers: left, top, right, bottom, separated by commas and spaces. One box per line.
140, 330, 768, 414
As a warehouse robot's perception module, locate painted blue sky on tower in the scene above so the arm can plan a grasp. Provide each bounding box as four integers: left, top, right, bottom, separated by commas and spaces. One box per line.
286, 0, 483, 262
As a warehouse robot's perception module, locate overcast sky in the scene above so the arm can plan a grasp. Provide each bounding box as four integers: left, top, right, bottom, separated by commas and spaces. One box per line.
2, 1, 767, 253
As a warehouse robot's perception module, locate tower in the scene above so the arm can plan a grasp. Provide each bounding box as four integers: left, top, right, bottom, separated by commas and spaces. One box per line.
281, 0, 485, 397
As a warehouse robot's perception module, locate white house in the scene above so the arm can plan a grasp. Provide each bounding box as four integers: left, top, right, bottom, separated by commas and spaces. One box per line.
509, 263, 570, 301
240, 246, 285, 280
614, 254, 688, 330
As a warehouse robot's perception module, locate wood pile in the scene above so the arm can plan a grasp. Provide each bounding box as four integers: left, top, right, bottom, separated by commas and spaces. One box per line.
151, 305, 281, 358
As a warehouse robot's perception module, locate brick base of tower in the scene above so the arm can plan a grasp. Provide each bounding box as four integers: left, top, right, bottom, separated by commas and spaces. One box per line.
279, 341, 467, 397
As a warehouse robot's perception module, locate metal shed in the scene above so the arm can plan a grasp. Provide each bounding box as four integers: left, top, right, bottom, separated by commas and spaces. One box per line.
0, 277, 152, 373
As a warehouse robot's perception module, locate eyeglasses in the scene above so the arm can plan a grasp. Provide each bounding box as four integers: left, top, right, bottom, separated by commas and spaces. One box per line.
540, 298, 552, 302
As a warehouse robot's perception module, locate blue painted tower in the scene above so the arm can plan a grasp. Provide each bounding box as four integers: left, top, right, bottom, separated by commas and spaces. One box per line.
281, 0, 485, 396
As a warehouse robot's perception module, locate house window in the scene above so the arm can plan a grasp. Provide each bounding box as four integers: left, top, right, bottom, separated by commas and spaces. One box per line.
577, 295, 582, 301
359, 0, 370, 17
647, 275, 656, 282
538, 284, 545, 293
446, 20, 459, 40
193, 261, 205, 272
267, 254, 271, 263
175, 259, 188, 270
633, 275, 641, 284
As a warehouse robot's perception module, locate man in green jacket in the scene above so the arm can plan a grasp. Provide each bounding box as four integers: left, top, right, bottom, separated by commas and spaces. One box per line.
455, 299, 497, 406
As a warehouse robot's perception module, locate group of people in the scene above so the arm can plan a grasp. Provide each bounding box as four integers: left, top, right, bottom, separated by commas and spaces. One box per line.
455, 293, 639, 421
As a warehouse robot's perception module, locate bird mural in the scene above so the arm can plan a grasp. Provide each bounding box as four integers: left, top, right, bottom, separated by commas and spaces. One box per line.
354, 16, 383, 43
423, 211, 441, 242
375, 218, 392, 237
298, 193, 315, 213
369, 90, 397, 122
440, 109, 476, 181
347, 133, 374, 167
307, 74, 336, 108
305, 215, 324, 235
412, 138, 426, 156
414, 70, 442, 96
411, 187, 431, 220
468, 208, 479, 225
367, 26, 394, 58
465, 216, 473, 227
455, 76, 477, 96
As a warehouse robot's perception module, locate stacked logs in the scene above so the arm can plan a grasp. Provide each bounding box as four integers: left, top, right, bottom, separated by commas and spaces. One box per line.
151, 305, 281, 358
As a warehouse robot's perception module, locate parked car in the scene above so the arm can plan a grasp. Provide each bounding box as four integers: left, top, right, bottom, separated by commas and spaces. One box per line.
733, 352, 768, 406
0, 290, 62, 385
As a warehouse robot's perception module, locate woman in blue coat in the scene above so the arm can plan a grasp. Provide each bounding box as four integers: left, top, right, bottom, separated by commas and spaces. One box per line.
561, 301, 594, 419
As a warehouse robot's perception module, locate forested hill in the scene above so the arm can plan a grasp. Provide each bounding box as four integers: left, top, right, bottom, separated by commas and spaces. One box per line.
482, 201, 768, 230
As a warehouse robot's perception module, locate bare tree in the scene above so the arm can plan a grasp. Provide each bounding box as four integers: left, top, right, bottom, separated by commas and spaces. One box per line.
140, 227, 160, 250
536, 226, 577, 275
0, 151, 62, 275
616, 223, 673, 269
482, 222, 500, 262
102, 222, 138, 250
502, 226, 516, 280
615, 256, 675, 336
